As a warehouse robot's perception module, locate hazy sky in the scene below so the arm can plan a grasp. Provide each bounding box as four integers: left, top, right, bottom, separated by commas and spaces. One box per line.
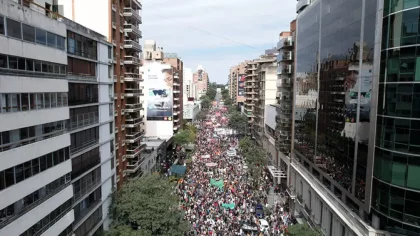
141, 0, 296, 84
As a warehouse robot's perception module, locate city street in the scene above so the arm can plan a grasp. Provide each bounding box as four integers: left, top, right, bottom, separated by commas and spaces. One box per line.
177, 93, 295, 235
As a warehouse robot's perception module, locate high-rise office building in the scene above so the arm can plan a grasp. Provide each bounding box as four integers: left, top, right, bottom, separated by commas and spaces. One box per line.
58, 0, 145, 187
287, 0, 387, 235
370, 1, 420, 235
0, 0, 114, 235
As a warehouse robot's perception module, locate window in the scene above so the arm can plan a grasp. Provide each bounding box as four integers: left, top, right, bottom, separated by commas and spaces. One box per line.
8, 56, 17, 69
62, 92, 68, 106
34, 60, 41, 72
47, 32, 56, 47
60, 65, 66, 74
22, 24, 35, 42
36, 28, 46, 45
0, 54, 7, 68
35, 93, 43, 109
110, 122, 113, 134
44, 93, 51, 108
0, 16, 4, 35
18, 58, 25, 70
57, 36, 65, 50
57, 93, 63, 107
26, 59, 34, 71
21, 93, 29, 111
50, 93, 57, 108
108, 47, 112, 59
108, 65, 112, 78
6, 18, 21, 39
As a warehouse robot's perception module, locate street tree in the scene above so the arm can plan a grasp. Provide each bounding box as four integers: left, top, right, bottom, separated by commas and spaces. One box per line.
106, 175, 189, 236
228, 111, 248, 133
173, 128, 195, 146
286, 224, 321, 236
201, 98, 211, 109
224, 97, 233, 106
239, 136, 253, 153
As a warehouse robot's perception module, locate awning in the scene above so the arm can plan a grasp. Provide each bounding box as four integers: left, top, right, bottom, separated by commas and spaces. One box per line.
267, 165, 287, 179
169, 165, 187, 176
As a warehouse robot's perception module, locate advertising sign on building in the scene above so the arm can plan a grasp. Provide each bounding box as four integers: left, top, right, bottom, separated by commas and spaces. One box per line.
237, 74, 246, 96
147, 64, 173, 121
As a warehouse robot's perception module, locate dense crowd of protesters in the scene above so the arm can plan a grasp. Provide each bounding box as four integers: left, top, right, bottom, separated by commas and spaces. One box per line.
176, 105, 295, 235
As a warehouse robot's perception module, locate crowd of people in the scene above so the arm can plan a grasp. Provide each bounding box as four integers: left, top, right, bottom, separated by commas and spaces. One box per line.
176, 104, 294, 235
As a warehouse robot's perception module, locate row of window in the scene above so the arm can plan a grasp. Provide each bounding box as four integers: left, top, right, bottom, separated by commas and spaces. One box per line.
73, 167, 101, 201
71, 147, 100, 179
68, 83, 99, 106
74, 188, 102, 222
0, 147, 70, 191
0, 173, 71, 228
0, 93, 68, 113
384, 0, 420, 15
374, 147, 420, 190
0, 16, 65, 50
19, 199, 72, 236
0, 120, 67, 152
0, 54, 66, 75
74, 207, 102, 236
67, 31, 97, 60
58, 225, 73, 236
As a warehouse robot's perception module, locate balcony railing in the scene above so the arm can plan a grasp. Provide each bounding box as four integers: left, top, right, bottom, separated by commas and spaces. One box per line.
70, 139, 99, 154
124, 56, 140, 65
123, 7, 142, 23
125, 89, 142, 96
68, 98, 99, 106
73, 177, 101, 203
125, 104, 142, 112
123, 24, 142, 38
73, 199, 101, 226
124, 40, 142, 52
124, 72, 142, 81
0, 181, 71, 230
67, 73, 97, 82
33, 205, 72, 236
0, 129, 66, 152
69, 112, 99, 130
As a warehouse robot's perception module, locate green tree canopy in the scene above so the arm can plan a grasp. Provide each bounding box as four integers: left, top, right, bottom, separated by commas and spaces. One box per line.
106, 175, 189, 236
200, 96, 211, 109
173, 128, 195, 146
228, 111, 248, 133
221, 89, 229, 100
286, 224, 321, 236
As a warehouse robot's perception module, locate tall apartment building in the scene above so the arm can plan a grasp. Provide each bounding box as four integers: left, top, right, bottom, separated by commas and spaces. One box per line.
193, 65, 209, 99
273, 22, 295, 188
58, 0, 145, 187
252, 50, 278, 145
142, 40, 182, 136
0, 1, 114, 235
183, 67, 196, 101
287, 0, 387, 235
229, 62, 247, 106
244, 60, 257, 129
164, 53, 184, 128
369, 1, 420, 235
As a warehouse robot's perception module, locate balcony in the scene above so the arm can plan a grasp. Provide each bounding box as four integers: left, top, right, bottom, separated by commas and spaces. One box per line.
126, 0, 142, 10
125, 116, 143, 127
123, 7, 142, 23
126, 130, 144, 143
125, 88, 143, 97
125, 104, 142, 112
126, 143, 146, 158
124, 55, 141, 66
67, 73, 97, 82
280, 52, 293, 62
111, 3, 116, 11
124, 40, 142, 52
69, 112, 99, 131
124, 24, 142, 38
277, 36, 293, 50
278, 65, 292, 75
277, 78, 292, 88
124, 72, 142, 82
126, 158, 144, 173
70, 139, 99, 155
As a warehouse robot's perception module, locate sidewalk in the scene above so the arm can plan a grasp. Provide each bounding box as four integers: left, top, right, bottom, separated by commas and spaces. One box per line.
267, 187, 287, 208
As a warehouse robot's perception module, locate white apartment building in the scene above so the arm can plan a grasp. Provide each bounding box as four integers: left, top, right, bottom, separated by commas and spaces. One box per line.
183, 67, 194, 101
0, 1, 73, 236
0, 1, 115, 236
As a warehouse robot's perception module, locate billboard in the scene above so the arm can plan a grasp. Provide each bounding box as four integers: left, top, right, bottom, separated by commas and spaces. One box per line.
146, 64, 173, 121
237, 74, 245, 96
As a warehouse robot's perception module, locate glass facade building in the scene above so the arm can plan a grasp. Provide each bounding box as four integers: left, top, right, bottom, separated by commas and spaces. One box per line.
371, 0, 420, 235
294, 0, 377, 216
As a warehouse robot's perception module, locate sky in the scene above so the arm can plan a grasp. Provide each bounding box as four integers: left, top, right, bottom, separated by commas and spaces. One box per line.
141, 0, 296, 84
